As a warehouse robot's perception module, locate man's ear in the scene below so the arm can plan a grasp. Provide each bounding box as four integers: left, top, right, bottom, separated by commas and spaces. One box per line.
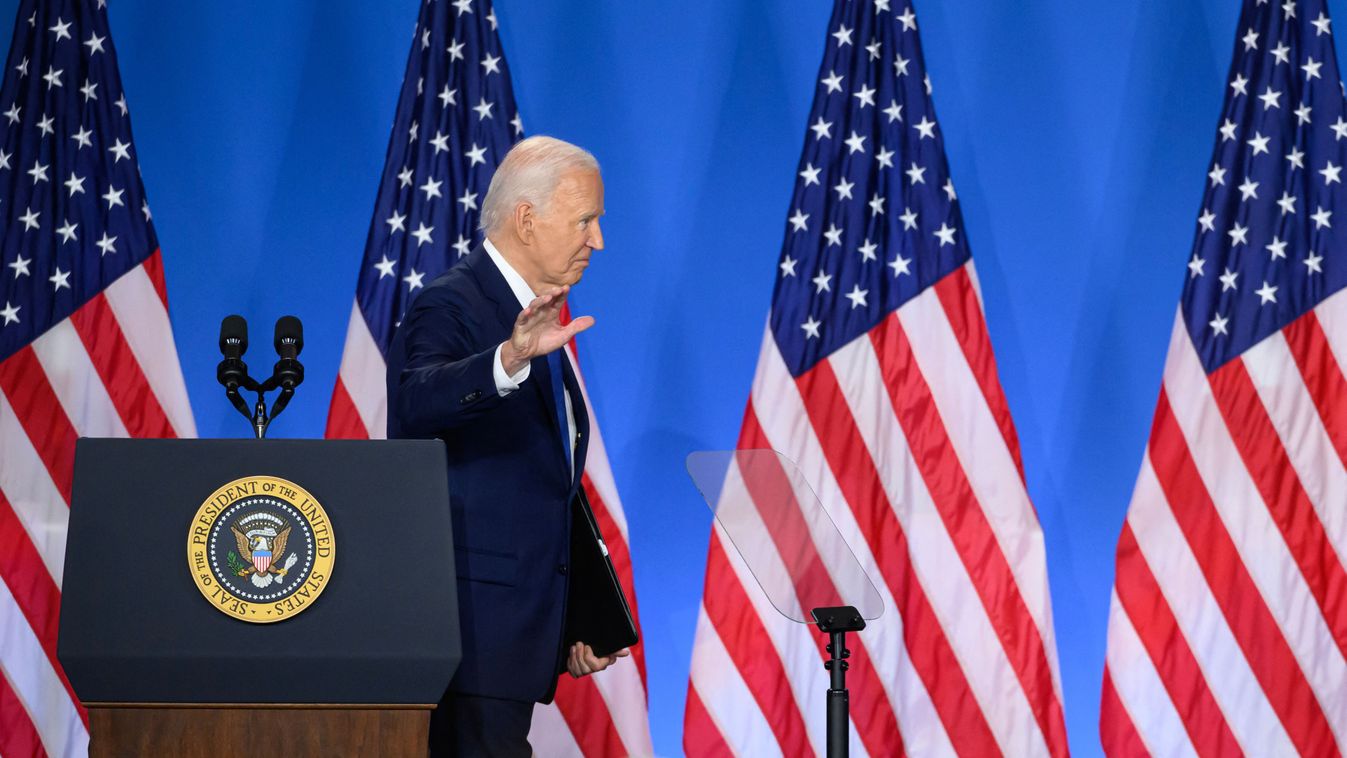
513, 202, 534, 244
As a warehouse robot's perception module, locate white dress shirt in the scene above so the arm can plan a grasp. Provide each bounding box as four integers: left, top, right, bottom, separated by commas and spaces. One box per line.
484, 238, 577, 472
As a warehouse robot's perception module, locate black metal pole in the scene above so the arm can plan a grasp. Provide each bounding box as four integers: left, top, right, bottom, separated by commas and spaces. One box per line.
825, 629, 851, 758
812, 606, 864, 758
252, 391, 268, 439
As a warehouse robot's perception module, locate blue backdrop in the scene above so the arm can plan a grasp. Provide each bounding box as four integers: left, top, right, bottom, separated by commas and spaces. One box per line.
3, 0, 1331, 754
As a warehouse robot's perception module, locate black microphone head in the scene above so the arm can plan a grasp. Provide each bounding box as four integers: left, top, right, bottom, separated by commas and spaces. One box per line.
219, 315, 248, 358
274, 315, 303, 358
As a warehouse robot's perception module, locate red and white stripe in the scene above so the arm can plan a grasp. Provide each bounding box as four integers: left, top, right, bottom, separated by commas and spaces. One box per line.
325, 301, 387, 441
1101, 295, 1347, 757
685, 261, 1068, 757
0, 254, 196, 758
527, 341, 652, 757
325, 304, 654, 756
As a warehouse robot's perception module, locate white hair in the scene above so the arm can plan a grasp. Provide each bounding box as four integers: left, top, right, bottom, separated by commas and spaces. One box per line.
479, 136, 600, 233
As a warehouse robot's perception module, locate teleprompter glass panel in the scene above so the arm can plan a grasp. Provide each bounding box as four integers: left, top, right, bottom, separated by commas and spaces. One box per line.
686, 449, 884, 623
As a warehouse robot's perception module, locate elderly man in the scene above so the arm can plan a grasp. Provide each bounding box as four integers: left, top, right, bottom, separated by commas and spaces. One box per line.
386, 136, 628, 756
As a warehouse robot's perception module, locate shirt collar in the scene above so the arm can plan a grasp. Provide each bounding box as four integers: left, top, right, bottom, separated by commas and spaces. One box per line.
483, 237, 536, 310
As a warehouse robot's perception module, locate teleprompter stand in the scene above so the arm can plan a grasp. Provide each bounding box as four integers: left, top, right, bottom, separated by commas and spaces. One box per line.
813, 606, 867, 758
59, 438, 458, 758
687, 450, 884, 758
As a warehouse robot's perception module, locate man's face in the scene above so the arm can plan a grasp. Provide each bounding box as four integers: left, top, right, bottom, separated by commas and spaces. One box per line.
528, 169, 605, 288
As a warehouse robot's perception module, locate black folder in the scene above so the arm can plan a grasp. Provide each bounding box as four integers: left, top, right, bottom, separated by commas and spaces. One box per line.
562, 488, 639, 659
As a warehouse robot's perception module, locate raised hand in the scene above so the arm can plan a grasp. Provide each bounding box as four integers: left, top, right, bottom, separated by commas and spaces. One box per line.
499, 286, 595, 375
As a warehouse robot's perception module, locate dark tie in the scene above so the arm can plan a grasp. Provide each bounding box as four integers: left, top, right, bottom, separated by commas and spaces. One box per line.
546, 351, 572, 474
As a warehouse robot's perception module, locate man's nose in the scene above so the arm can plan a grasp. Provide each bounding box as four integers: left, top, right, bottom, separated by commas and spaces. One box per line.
588, 219, 605, 250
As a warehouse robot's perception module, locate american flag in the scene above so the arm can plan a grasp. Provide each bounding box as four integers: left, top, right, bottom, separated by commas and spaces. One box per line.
322, 1, 653, 754
1101, 0, 1347, 754
683, 1, 1068, 755
0, 0, 196, 755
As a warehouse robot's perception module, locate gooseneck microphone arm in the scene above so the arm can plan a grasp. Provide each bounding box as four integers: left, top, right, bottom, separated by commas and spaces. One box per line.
214, 315, 307, 439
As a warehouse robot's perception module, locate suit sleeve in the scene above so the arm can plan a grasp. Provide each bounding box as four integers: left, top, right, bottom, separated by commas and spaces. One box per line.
393, 288, 514, 436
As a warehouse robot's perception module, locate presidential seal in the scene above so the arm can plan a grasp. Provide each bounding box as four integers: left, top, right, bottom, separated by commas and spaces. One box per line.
187, 475, 335, 623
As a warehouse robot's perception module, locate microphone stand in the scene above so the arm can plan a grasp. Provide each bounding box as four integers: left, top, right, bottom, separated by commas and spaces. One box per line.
229, 372, 298, 440
244, 374, 272, 439
217, 316, 305, 439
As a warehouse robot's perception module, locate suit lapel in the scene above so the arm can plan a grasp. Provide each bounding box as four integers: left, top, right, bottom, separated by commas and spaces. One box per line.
465, 245, 571, 481
463, 245, 522, 336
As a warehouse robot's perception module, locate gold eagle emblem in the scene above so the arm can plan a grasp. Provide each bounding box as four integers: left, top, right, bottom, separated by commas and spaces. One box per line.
230, 525, 293, 580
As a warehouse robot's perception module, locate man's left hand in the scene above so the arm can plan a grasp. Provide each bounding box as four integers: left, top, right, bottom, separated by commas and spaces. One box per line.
566, 642, 630, 678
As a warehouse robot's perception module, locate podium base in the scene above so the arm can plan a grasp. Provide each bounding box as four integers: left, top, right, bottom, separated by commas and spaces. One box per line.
87, 703, 432, 758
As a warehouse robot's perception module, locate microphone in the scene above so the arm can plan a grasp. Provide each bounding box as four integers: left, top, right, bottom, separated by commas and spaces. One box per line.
217, 315, 253, 423
216, 315, 249, 391
272, 316, 304, 390
216, 314, 304, 437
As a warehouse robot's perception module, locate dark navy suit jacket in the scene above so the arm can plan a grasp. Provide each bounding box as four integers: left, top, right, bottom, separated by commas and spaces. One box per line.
386, 244, 589, 704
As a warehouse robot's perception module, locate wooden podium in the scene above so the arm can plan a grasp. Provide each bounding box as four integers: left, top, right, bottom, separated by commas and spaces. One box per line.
59, 439, 459, 757
86, 704, 430, 757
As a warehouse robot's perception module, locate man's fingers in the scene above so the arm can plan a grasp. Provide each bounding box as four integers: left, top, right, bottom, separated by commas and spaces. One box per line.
517, 297, 559, 333
514, 293, 591, 363
580, 648, 598, 671
566, 315, 596, 337
539, 287, 572, 313
576, 651, 594, 676
521, 291, 568, 327
567, 642, 628, 678
525, 290, 560, 315
522, 299, 550, 321
551, 317, 593, 350
566, 643, 583, 678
